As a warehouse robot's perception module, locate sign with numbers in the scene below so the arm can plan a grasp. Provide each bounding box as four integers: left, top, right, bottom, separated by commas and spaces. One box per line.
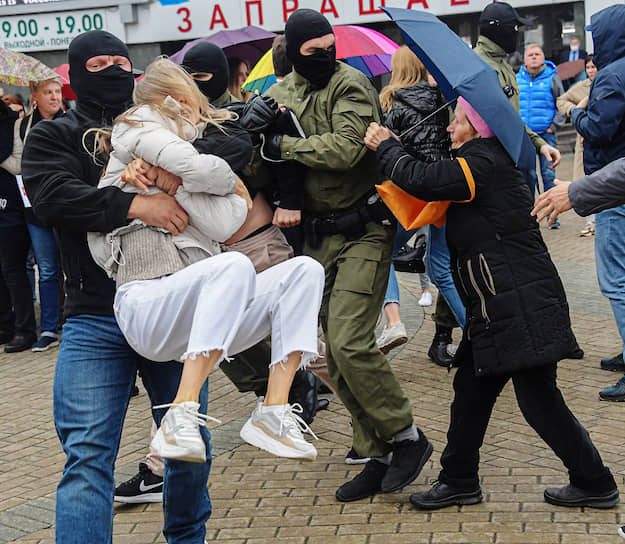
1, 7, 124, 51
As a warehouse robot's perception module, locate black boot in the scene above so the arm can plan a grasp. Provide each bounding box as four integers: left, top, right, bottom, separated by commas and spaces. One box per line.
336, 460, 389, 502
289, 370, 319, 424
428, 324, 454, 367
380, 430, 433, 493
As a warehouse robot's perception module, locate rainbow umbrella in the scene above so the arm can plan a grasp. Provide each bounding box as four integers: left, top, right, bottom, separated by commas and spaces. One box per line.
334, 25, 399, 77
242, 49, 276, 94
243, 24, 399, 92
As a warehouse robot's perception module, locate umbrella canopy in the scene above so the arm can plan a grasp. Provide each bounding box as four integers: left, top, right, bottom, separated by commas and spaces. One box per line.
243, 24, 399, 92
52, 64, 77, 101
383, 8, 535, 170
242, 49, 276, 94
0, 48, 58, 87
557, 58, 585, 80
334, 25, 399, 78
170, 26, 276, 66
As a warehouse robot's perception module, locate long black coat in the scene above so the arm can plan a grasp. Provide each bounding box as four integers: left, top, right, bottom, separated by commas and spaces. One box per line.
377, 136, 578, 376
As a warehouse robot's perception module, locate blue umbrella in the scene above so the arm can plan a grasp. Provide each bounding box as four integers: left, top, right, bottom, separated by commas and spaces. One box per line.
383, 7, 535, 171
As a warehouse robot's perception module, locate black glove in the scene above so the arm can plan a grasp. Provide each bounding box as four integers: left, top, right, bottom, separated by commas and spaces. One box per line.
238, 94, 280, 133
260, 132, 283, 162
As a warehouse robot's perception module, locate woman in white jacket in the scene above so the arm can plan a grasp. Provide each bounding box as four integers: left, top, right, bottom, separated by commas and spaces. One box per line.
88, 58, 325, 464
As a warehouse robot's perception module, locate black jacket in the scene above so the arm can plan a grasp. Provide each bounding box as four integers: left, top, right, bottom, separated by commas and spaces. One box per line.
193, 120, 252, 177
19, 107, 66, 227
384, 82, 451, 162
377, 136, 577, 376
0, 103, 24, 228
21, 105, 135, 318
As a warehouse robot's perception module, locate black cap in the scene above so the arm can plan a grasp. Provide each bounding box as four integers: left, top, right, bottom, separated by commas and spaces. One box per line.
479, 2, 533, 27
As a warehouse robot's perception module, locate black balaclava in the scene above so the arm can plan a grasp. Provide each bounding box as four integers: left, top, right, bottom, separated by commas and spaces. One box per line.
68, 30, 134, 121
182, 42, 229, 102
479, 2, 526, 54
285, 9, 336, 89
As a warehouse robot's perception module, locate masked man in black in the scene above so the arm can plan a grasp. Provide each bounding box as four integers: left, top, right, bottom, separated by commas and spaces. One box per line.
21, 31, 212, 544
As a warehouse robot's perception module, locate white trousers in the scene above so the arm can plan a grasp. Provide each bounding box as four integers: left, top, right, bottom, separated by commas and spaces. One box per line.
114, 252, 325, 368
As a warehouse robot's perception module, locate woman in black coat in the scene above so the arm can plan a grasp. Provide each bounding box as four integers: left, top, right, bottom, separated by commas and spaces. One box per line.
365, 97, 619, 511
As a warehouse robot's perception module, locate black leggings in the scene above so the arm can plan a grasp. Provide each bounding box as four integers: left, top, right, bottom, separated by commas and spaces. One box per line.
439, 362, 615, 492
0, 225, 36, 338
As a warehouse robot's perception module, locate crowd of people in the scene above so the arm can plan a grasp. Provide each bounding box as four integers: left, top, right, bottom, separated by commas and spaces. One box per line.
1, 2, 625, 542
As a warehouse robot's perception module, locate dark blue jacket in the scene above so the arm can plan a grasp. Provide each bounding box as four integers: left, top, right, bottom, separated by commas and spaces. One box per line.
571, 4, 625, 174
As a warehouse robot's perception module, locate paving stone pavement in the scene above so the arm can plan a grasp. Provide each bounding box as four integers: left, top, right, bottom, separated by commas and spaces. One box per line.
2, 155, 625, 543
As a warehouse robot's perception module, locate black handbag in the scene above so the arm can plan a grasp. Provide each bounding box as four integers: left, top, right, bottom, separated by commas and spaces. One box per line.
393, 234, 426, 273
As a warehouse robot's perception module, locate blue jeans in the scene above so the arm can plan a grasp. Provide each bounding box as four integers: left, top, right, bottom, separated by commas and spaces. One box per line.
54, 315, 211, 544
383, 224, 429, 306
27, 224, 60, 334
528, 131, 557, 195
425, 224, 466, 329
595, 206, 625, 357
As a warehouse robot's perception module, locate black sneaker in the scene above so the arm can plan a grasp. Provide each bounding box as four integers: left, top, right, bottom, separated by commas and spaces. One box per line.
114, 463, 163, 504
31, 333, 60, 352
335, 460, 388, 502
599, 375, 625, 402
345, 447, 371, 465
380, 432, 433, 493
601, 353, 625, 372
618, 525, 625, 540
410, 480, 483, 510
544, 484, 619, 509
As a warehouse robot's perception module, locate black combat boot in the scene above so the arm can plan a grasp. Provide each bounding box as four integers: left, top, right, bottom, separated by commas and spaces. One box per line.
427, 324, 454, 367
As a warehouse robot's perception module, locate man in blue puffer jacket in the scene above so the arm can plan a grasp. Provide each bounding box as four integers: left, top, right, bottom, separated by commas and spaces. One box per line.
517, 44, 565, 225
570, 3, 625, 402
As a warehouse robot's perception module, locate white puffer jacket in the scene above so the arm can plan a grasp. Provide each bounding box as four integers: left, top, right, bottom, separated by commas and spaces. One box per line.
88, 102, 248, 280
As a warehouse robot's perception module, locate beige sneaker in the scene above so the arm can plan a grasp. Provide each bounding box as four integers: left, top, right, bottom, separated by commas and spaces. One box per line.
240, 399, 318, 461
151, 402, 220, 463
377, 322, 408, 354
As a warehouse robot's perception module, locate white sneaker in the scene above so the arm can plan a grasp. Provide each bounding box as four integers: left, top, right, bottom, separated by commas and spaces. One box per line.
418, 291, 433, 306
376, 322, 408, 354
240, 399, 318, 461
151, 402, 220, 463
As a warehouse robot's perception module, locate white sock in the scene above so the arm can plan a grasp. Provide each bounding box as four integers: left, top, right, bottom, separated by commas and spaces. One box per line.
261, 404, 287, 414
394, 424, 419, 442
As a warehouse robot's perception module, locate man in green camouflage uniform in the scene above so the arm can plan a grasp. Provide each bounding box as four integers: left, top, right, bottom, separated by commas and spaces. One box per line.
262, 9, 433, 502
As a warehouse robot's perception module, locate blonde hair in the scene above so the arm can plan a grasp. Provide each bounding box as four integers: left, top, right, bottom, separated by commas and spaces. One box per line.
524, 43, 543, 56
29, 78, 61, 95
83, 57, 234, 164
379, 46, 428, 113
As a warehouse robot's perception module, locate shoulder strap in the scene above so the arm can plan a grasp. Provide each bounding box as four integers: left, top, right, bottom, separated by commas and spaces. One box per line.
19, 114, 33, 143
455, 157, 476, 203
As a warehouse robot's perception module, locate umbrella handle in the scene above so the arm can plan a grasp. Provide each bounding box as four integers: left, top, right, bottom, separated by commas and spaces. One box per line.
398, 98, 457, 141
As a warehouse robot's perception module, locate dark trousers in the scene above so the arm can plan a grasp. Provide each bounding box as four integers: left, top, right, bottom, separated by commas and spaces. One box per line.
0, 225, 36, 338
440, 362, 615, 493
